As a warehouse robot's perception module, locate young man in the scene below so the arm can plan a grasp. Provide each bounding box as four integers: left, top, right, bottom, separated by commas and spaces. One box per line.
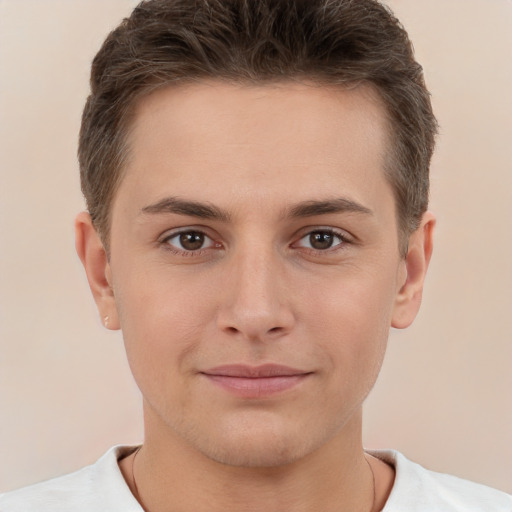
1, 0, 510, 510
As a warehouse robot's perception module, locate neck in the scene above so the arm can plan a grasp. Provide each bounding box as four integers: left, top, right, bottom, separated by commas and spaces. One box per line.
121, 408, 385, 512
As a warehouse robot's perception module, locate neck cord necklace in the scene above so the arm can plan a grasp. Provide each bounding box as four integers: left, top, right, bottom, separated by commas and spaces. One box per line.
131, 446, 147, 512
365, 453, 377, 512
131, 446, 376, 512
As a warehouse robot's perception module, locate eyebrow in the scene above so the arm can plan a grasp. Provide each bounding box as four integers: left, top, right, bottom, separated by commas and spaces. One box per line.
140, 196, 372, 221
141, 197, 230, 222
286, 198, 373, 218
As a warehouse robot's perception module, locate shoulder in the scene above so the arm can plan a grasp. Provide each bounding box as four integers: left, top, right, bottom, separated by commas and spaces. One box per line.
368, 449, 512, 512
0, 446, 142, 512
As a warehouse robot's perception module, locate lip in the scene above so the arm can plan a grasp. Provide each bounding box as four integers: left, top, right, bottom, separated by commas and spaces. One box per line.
200, 364, 312, 398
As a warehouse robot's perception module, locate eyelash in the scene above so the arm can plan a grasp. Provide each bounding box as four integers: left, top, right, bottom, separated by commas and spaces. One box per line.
293, 228, 350, 254
160, 229, 219, 256
159, 227, 351, 257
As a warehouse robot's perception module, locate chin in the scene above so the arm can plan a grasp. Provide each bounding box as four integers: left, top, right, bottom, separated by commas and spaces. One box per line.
200, 433, 307, 468
177, 412, 326, 469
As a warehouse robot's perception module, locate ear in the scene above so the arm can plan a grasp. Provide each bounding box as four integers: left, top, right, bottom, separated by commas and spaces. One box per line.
75, 212, 120, 330
391, 211, 435, 329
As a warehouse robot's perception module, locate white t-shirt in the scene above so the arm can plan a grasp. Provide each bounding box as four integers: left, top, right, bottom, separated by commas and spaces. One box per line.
1, 446, 510, 511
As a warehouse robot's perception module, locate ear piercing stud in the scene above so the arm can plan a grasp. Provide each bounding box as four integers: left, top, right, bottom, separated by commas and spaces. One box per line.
104, 315, 109, 328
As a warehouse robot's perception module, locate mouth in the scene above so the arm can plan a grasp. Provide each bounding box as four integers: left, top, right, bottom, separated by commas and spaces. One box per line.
200, 364, 313, 398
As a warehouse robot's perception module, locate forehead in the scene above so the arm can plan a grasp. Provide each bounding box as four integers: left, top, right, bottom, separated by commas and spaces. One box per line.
130, 80, 388, 154
116, 81, 392, 218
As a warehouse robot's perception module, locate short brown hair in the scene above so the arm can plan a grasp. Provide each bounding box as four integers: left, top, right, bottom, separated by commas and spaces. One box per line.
79, 0, 437, 255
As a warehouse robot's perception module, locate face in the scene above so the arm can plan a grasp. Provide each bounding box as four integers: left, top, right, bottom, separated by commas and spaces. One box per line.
78, 81, 432, 468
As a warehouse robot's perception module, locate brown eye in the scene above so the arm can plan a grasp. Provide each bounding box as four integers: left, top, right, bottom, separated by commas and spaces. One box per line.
179, 232, 205, 250
164, 230, 216, 252
295, 229, 346, 251
309, 231, 335, 250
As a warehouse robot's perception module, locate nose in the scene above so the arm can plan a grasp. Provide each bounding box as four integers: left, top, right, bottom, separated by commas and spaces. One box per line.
216, 244, 295, 342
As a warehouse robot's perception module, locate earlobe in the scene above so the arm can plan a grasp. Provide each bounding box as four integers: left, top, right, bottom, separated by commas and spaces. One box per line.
75, 212, 120, 330
391, 211, 435, 329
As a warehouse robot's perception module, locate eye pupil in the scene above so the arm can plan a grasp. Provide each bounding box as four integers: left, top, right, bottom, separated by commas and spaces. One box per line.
310, 231, 334, 250
179, 232, 204, 250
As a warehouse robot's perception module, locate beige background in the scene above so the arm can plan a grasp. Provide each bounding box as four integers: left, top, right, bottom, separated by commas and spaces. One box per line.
0, 0, 511, 494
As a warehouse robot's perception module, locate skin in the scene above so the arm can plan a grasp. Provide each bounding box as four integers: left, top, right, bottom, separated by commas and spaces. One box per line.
76, 81, 434, 512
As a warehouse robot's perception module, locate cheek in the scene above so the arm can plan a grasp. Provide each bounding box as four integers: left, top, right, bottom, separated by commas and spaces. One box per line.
301, 268, 395, 378
113, 265, 219, 387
